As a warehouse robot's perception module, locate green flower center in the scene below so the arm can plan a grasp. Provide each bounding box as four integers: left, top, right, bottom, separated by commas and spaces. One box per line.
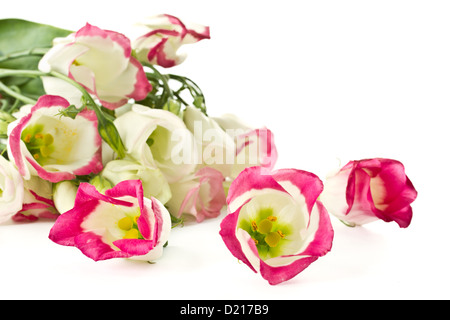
21, 124, 55, 165
238, 207, 291, 260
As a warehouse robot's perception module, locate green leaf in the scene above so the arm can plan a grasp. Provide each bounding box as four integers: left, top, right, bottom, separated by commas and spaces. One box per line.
0, 19, 72, 70
0, 19, 72, 103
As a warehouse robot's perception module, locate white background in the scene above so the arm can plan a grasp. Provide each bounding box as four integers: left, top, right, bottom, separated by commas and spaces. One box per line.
1, 0, 449, 300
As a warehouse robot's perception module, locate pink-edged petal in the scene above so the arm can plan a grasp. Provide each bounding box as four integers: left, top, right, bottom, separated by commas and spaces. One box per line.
112, 238, 155, 256
12, 213, 38, 222
128, 57, 153, 100
26, 156, 76, 183
48, 201, 98, 246
75, 23, 131, 58
95, 56, 151, 110
298, 201, 334, 257
74, 231, 131, 261
196, 167, 226, 219
38, 40, 88, 74
227, 166, 285, 212
260, 256, 319, 286
272, 168, 323, 213
11, 95, 103, 183
219, 204, 257, 273
8, 113, 32, 178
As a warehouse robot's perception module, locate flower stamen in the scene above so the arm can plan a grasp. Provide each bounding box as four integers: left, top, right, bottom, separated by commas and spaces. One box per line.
265, 232, 281, 248
258, 219, 273, 234
118, 216, 133, 231
123, 228, 139, 239
24, 134, 32, 143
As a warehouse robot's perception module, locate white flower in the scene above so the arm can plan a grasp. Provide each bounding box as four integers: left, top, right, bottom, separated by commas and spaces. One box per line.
183, 105, 235, 178
53, 180, 78, 214
101, 158, 172, 205
0, 156, 24, 223
113, 104, 198, 183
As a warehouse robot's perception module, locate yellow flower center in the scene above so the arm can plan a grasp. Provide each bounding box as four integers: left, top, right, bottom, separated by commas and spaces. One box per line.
117, 214, 142, 239
249, 215, 286, 252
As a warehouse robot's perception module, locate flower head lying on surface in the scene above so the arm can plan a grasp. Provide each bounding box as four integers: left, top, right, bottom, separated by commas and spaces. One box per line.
49, 179, 171, 262
219, 166, 334, 285
133, 14, 210, 68
320, 158, 417, 228
7, 95, 103, 183
39, 23, 151, 109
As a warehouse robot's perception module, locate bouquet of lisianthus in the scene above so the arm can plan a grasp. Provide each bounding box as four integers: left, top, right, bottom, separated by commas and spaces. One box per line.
0, 14, 418, 285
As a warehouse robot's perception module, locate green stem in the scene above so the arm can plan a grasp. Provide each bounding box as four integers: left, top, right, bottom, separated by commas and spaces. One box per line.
0, 68, 126, 159
0, 81, 36, 104
48, 71, 97, 106
0, 69, 46, 78
48, 71, 126, 159
0, 48, 49, 64
145, 63, 173, 98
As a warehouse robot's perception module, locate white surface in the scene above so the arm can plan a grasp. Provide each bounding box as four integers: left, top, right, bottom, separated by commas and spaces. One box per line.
1, 0, 449, 300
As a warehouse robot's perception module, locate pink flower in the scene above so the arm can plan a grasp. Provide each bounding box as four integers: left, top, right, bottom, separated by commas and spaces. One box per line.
219, 166, 334, 285
133, 14, 210, 68
320, 158, 418, 228
49, 180, 171, 262
39, 23, 151, 109
12, 176, 58, 222
7, 95, 103, 183
166, 167, 226, 222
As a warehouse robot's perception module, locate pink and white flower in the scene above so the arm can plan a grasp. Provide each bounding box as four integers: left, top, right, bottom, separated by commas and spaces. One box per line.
39, 23, 151, 109
184, 106, 278, 181
49, 179, 171, 262
133, 14, 210, 68
12, 175, 58, 222
166, 167, 226, 222
0, 156, 24, 223
320, 158, 417, 228
7, 95, 103, 183
219, 166, 334, 285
